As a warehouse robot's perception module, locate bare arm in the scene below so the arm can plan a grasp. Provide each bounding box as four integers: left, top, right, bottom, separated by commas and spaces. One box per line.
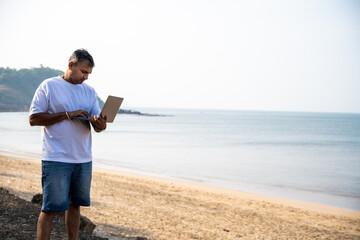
29, 110, 90, 126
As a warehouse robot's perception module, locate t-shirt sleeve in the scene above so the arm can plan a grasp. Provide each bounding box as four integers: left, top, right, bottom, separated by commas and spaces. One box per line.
29, 82, 48, 116
90, 92, 101, 116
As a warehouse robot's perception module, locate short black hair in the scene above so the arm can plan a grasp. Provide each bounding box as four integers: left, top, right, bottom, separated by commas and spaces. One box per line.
69, 49, 95, 67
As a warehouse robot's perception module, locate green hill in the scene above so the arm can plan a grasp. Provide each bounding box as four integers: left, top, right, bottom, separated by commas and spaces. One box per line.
0, 66, 166, 116
0, 66, 64, 111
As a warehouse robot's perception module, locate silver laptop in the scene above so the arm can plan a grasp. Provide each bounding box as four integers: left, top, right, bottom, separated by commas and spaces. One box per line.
74, 95, 124, 123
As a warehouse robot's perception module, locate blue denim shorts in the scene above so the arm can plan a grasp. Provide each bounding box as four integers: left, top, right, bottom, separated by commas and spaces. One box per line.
41, 161, 92, 212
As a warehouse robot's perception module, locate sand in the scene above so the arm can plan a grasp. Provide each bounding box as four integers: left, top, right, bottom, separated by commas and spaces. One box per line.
0, 152, 359, 239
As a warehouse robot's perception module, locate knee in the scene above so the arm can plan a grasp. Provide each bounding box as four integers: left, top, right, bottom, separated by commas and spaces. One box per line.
68, 204, 80, 212
39, 211, 56, 222
69, 203, 80, 208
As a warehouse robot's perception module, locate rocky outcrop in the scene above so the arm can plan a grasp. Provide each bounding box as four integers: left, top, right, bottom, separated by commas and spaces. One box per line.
0, 188, 107, 240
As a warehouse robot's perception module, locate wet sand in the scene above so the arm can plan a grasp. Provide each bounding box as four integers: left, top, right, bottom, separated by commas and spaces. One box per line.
0, 152, 359, 239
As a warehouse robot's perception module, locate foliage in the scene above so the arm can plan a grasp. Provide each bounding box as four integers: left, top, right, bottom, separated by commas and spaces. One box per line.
0, 66, 154, 116
0, 66, 64, 111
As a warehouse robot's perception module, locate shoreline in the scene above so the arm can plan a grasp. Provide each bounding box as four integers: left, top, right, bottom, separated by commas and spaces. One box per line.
93, 165, 360, 219
1, 151, 359, 218
1, 152, 360, 239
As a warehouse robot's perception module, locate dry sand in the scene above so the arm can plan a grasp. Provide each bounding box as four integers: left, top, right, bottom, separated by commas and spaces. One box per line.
0, 152, 359, 239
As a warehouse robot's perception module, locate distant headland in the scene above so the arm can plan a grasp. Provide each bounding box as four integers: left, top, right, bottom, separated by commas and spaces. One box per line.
0, 66, 169, 116
118, 109, 171, 117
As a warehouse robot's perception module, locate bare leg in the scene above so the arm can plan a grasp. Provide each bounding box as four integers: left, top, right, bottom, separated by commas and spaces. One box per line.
65, 204, 80, 240
37, 211, 55, 240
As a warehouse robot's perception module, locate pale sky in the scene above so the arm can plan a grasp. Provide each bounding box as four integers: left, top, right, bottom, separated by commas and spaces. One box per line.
0, 0, 359, 113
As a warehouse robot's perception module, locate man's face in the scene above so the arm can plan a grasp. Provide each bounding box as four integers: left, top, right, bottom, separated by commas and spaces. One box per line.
68, 61, 93, 84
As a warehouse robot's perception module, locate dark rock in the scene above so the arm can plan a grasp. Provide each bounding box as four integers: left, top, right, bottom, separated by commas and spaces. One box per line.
0, 189, 107, 239
31, 193, 43, 205
80, 215, 96, 235
136, 237, 148, 240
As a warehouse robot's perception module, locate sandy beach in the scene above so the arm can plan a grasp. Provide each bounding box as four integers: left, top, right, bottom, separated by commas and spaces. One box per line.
0, 152, 359, 239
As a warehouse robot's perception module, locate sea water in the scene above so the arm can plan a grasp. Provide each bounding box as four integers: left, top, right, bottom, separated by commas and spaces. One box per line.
0, 109, 359, 211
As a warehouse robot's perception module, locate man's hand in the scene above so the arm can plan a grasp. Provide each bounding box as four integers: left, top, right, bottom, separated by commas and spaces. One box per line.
67, 110, 90, 119
90, 114, 107, 132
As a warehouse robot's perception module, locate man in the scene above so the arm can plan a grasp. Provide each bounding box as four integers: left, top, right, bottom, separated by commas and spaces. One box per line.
29, 49, 107, 240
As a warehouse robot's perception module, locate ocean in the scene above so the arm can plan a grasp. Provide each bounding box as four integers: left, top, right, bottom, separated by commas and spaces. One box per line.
0, 109, 359, 211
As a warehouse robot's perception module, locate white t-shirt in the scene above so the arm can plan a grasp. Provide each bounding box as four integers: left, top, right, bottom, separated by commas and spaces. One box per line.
29, 76, 101, 163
